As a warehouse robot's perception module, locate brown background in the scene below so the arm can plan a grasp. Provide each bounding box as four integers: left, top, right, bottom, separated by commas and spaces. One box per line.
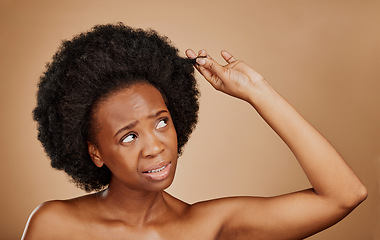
1, 0, 379, 239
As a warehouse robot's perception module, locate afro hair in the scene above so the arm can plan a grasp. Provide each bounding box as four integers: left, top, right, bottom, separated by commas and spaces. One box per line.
33, 23, 199, 192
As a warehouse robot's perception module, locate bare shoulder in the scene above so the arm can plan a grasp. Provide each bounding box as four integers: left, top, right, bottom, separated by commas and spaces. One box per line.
22, 200, 71, 239
22, 195, 97, 240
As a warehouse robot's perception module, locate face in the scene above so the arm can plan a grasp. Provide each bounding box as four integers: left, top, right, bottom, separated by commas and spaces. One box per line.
88, 83, 178, 193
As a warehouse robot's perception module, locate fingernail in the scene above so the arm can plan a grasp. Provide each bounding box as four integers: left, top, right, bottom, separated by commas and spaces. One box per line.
196, 58, 206, 65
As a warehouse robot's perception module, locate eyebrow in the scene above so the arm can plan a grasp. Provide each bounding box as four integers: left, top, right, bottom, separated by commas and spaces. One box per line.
114, 110, 168, 138
147, 109, 168, 119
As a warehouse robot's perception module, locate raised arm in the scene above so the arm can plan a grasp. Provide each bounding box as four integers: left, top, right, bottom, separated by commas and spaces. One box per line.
186, 49, 367, 239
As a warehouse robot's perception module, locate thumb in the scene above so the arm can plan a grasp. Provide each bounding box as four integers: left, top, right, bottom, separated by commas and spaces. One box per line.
196, 57, 227, 89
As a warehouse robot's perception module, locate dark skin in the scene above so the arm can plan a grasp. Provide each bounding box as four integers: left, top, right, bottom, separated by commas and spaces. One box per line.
22, 50, 367, 240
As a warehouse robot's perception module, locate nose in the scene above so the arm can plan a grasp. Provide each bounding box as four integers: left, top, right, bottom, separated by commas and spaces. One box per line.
141, 132, 164, 158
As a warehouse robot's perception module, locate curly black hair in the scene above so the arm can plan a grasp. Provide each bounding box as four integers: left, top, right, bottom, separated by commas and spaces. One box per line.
33, 23, 199, 192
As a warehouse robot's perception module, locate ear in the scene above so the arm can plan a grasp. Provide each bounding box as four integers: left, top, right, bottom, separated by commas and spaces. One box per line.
87, 141, 104, 168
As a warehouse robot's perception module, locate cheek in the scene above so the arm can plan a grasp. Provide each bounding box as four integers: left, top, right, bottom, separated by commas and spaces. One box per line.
168, 128, 178, 152
101, 146, 139, 173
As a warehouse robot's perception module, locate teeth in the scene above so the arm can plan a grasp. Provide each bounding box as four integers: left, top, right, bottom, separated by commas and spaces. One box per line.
147, 165, 166, 173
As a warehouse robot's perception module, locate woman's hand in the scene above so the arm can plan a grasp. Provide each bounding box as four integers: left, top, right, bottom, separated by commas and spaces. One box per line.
185, 49, 264, 103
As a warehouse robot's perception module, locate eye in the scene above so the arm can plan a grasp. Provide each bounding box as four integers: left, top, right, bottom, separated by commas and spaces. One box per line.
121, 133, 137, 143
156, 118, 168, 129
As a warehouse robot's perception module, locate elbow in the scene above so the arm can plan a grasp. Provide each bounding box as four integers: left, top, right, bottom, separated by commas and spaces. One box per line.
356, 184, 368, 204
340, 184, 368, 210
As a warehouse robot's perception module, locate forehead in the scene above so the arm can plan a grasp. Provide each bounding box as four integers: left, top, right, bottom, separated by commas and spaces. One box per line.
94, 83, 168, 128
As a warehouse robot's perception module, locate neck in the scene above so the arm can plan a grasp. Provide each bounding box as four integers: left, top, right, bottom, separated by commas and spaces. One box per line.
96, 180, 171, 226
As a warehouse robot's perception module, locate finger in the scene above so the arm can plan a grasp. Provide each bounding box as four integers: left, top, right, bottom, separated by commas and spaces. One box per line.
196, 56, 225, 76
185, 49, 214, 80
199, 49, 217, 62
196, 62, 214, 80
185, 49, 197, 59
221, 50, 236, 64
198, 49, 208, 58
196, 56, 228, 89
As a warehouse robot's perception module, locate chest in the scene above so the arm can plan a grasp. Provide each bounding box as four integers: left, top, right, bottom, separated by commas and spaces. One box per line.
66, 216, 221, 240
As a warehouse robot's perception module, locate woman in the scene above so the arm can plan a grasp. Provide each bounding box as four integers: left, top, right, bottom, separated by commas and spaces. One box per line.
22, 23, 367, 239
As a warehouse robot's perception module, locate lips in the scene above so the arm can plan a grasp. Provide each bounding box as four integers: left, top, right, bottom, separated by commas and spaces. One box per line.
144, 165, 167, 173
142, 162, 171, 181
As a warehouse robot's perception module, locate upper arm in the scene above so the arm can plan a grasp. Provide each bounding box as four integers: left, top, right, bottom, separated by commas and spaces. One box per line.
22, 201, 69, 240
216, 189, 358, 240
